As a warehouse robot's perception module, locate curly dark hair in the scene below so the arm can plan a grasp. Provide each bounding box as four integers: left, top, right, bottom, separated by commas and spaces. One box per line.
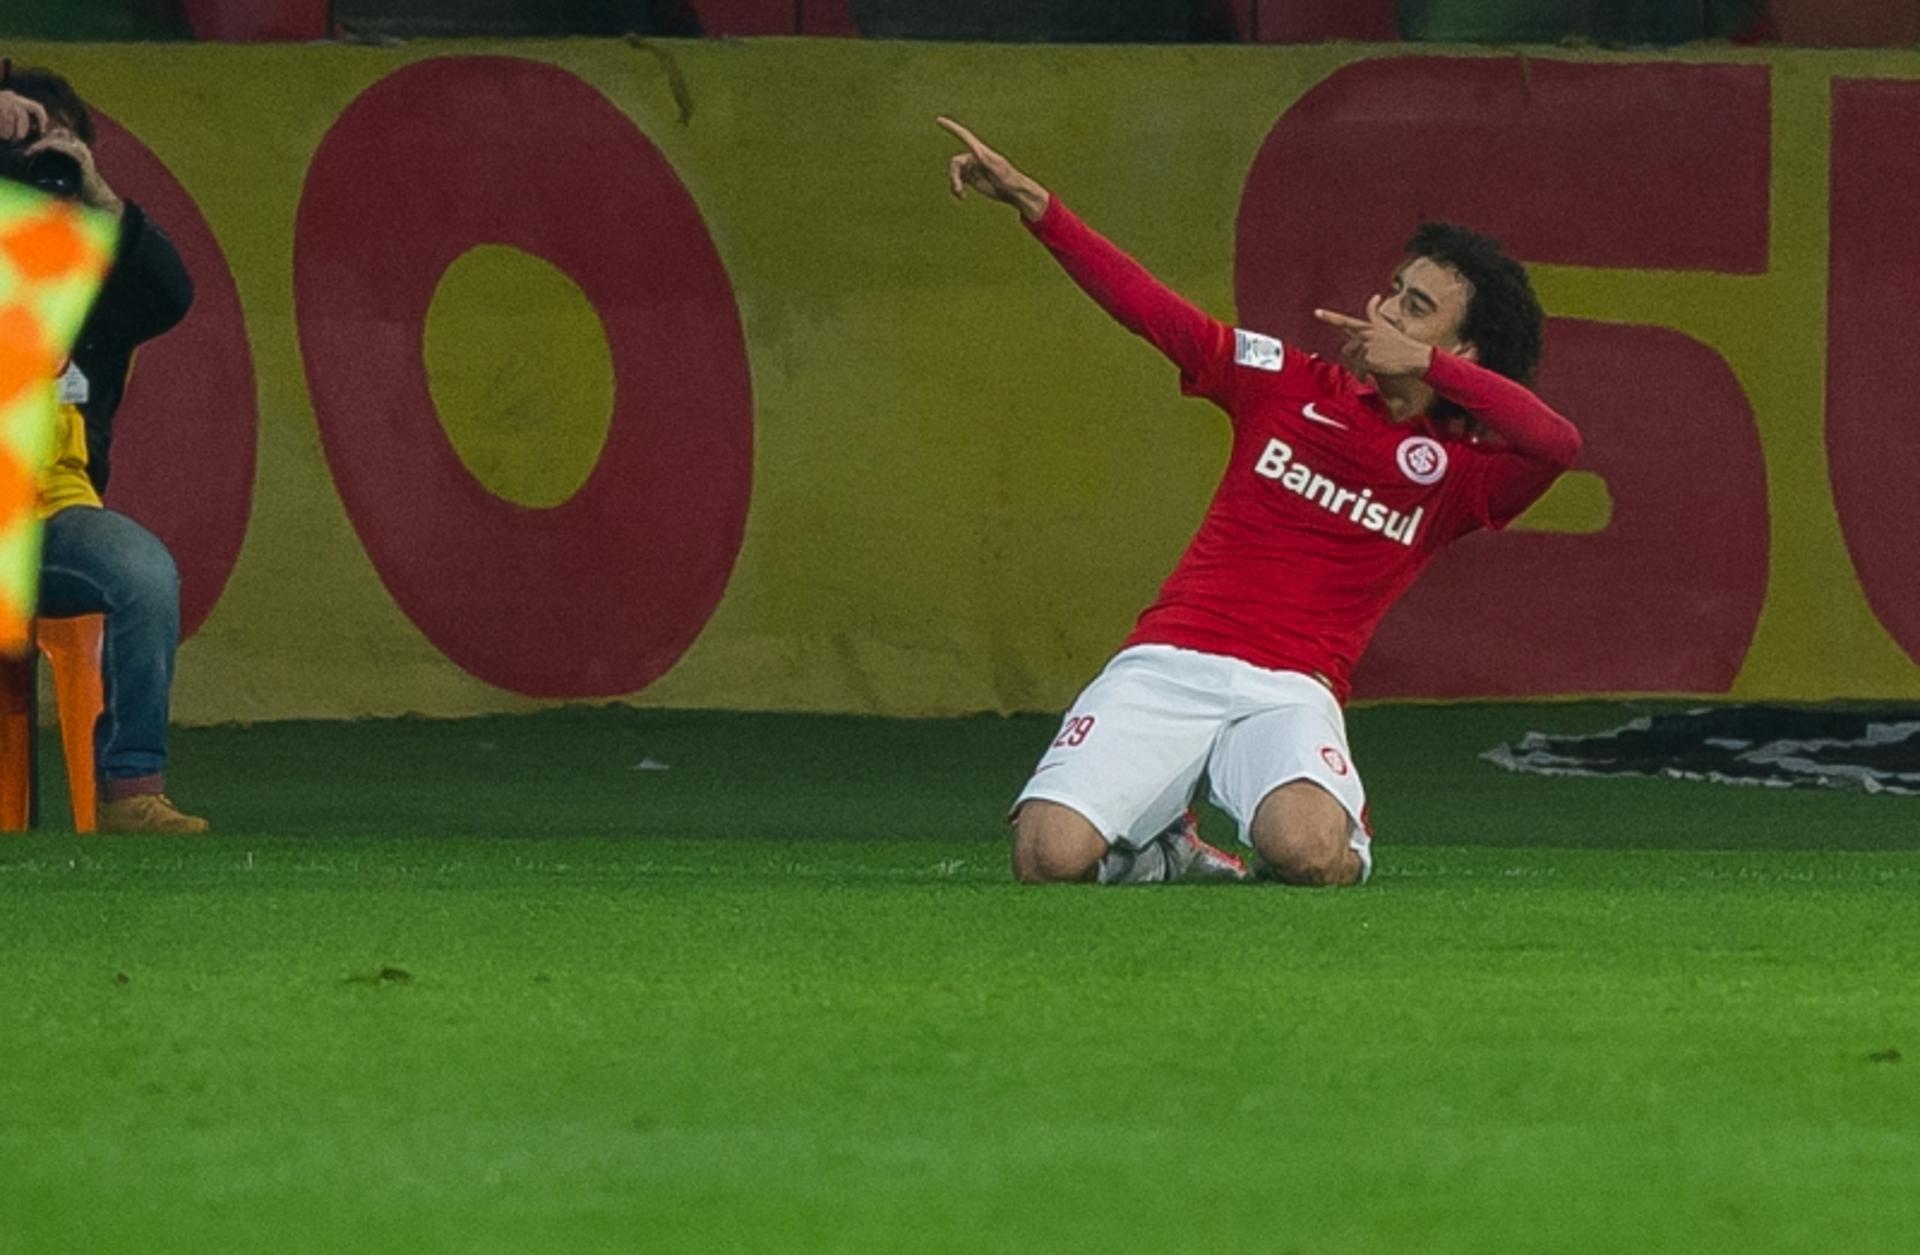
1406, 221, 1543, 387
0, 61, 95, 146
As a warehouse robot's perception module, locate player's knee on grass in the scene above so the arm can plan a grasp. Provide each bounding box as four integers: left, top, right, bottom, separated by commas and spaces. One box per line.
1250, 781, 1361, 887
1011, 801, 1107, 884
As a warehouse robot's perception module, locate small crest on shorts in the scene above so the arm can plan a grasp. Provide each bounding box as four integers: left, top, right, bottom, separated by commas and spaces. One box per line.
1320, 746, 1351, 776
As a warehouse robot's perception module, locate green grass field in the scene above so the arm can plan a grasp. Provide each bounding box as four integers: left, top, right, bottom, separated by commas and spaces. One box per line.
1, 703, 1915, 1253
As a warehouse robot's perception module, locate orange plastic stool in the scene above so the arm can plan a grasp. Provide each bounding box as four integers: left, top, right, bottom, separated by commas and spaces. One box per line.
0, 615, 104, 833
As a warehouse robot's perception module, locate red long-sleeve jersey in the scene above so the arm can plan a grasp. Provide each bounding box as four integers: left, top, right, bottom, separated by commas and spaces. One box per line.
1026, 197, 1581, 703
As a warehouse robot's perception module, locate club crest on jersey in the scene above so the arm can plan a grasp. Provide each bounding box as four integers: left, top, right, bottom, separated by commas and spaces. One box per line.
1233, 329, 1285, 372
1396, 436, 1448, 485
1319, 746, 1350, 777
1253, 438, 1425, 546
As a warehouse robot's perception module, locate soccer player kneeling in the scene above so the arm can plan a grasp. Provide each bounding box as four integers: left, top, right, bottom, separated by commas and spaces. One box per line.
939, 117, 1581, 888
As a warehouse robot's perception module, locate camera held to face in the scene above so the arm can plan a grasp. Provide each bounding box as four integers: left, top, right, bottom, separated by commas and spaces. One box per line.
0, 143, 84, 199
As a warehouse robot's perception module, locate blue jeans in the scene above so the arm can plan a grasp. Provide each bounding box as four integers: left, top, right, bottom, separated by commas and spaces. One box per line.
36, 505, 182, 789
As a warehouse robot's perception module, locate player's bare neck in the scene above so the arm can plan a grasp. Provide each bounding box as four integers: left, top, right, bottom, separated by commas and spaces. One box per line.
1373, 377, 1433, 424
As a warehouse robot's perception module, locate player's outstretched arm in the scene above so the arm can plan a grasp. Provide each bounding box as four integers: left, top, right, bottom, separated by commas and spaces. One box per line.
939, 116, 1230, 388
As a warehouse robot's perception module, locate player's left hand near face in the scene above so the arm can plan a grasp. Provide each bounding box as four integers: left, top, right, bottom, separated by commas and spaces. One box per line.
1314, 296, 1437, 379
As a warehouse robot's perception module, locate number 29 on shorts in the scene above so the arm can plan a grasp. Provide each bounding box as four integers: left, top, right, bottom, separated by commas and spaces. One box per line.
1051, 715, 1096, 749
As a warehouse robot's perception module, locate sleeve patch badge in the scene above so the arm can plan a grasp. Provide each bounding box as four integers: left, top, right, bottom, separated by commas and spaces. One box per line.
1233, 329, 1285, 373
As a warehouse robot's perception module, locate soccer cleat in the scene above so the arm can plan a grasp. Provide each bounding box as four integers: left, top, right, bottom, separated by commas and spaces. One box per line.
97, 793, 209, 836
1097, 812, 1251, 885
1160, 811, 1251, 884
1096, 841, 1163, 885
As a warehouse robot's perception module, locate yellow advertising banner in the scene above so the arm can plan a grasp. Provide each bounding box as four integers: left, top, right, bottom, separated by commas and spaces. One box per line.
8, 38, 1917, 721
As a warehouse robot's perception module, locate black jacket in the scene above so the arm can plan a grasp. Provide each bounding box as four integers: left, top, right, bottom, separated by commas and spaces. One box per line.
70, 199, 193, 494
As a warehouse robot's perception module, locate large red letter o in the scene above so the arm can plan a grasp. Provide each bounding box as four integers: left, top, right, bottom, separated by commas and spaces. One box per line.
294, 57, 754, 697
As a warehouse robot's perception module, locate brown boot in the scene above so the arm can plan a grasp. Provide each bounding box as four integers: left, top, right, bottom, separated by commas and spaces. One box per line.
97, 793, 210, 835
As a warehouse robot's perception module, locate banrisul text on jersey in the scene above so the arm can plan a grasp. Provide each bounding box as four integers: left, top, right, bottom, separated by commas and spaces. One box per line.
1252, 438, 1424, 546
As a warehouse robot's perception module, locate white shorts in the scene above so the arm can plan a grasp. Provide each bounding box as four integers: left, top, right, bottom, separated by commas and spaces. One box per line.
1013, 644, 1372, 879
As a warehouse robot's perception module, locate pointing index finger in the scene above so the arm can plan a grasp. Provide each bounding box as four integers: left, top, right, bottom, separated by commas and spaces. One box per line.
936, 115, 989, 159
1313, 308, 1369, 331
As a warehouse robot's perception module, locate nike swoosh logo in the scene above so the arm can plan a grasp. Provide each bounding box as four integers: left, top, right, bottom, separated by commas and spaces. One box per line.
1301, 403, 1348, 430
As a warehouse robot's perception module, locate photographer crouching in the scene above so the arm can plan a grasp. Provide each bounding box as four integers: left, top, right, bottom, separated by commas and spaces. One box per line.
2, 60, 205, 834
